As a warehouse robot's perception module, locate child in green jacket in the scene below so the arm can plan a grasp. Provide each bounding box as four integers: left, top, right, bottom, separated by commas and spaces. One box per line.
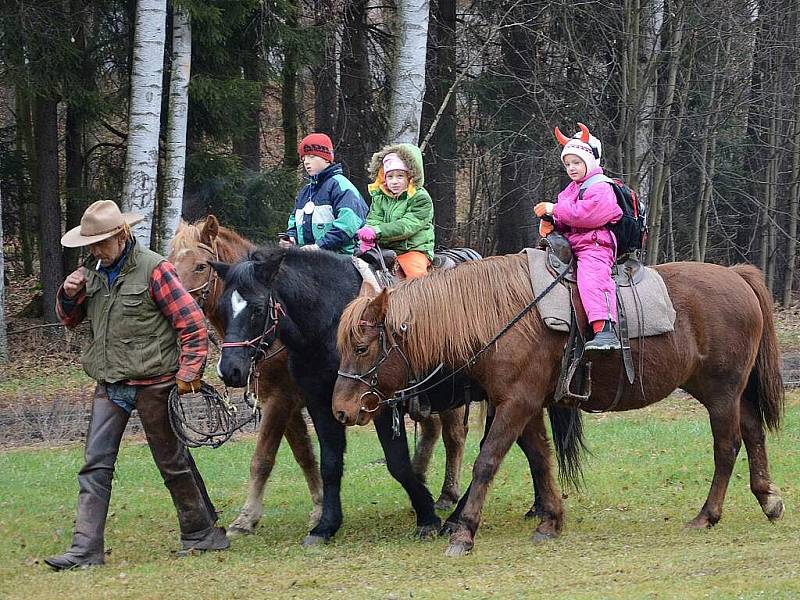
357, 143, 435, 278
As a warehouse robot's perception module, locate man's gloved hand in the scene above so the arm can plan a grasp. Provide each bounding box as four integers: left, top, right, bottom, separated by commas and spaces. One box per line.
534, 202, 554, 218
300, 244, 320, 252
357, 226, 376, 243
539, 220, 554, 237
278, 236, 295, 248
177, 378, 203, 395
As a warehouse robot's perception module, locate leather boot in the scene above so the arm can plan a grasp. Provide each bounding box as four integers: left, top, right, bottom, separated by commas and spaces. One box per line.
135, 382, 229, 553
45, 387, 129, 571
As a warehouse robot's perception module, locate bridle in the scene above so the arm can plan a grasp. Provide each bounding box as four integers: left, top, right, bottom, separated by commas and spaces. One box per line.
221, 292, 286, 363
184, 241, 220, 310
336, 320, 443, 412
336, 320, 413, 412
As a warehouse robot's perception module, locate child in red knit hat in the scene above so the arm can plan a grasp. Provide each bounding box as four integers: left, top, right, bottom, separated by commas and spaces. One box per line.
280, 133, 367, 255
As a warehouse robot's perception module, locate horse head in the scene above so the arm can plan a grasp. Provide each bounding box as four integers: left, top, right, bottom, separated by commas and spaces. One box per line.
333, 289, 413, 426
169, 216, 222, 307
210, 248, 287, 387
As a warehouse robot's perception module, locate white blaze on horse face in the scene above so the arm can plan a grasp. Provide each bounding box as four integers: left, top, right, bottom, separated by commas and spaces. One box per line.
231, 290, 248, 320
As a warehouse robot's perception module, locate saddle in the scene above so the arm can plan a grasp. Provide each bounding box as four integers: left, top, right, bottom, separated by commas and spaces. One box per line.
528, 234, 676, 408
356, 246, 481, 291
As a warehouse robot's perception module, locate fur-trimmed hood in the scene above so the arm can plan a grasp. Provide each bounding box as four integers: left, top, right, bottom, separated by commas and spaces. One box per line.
367, 143, 425, 187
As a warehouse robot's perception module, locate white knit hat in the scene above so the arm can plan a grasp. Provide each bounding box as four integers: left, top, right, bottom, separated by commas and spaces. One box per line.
554, 122, 602, 172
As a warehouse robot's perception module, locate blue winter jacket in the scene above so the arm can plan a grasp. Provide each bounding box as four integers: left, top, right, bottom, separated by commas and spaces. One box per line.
285, 163, 368, 254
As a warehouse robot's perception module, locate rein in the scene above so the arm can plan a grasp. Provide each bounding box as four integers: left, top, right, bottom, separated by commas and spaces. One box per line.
337, 261, 573, 435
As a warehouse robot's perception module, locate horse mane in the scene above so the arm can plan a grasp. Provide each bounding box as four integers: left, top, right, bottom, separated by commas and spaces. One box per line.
172, 218, 254, 263
338, 295, 375, 350
340, 254, 542, 372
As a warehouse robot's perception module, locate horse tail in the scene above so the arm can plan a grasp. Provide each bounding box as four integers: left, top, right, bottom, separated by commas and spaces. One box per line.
548, 405, 588, 491
731, 264, 785, 432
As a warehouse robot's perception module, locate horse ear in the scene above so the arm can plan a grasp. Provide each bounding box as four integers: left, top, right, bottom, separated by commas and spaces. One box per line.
209, 261, 230, 279
201, 214, 220, 244
252, 252, 284, 284
366, 288, 390, 320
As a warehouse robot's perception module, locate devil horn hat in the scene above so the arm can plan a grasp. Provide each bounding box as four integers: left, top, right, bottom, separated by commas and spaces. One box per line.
554, 122, 593, 146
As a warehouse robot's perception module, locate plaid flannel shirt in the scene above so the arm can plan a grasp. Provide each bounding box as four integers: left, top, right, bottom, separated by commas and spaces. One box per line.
56, 261, 208, 384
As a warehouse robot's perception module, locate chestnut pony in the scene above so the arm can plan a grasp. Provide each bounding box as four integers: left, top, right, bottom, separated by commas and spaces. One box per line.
169, 216, 468, 541
333, 253, 785, 556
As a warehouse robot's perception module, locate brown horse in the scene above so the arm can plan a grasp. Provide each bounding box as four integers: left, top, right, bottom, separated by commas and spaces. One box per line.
169, 216, 467, 536
169, 216, 323, 535
332, 253, 785, 556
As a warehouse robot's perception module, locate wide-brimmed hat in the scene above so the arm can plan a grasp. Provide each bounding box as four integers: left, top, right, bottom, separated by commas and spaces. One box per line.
61, 200, 144, 248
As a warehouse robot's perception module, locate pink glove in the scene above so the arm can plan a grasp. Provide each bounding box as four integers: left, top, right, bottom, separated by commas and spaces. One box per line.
359, 238, 376, 254
357, 226, 376, 243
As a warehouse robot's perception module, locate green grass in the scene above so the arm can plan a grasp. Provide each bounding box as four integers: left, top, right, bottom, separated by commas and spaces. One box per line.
2, 397, 800, 599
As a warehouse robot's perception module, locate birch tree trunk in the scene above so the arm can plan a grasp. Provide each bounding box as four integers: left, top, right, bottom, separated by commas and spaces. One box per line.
0, 186, 7, 363
122, 0, 167, 248
161, 3, 191, 254
386, 0, 430, 143
634, 0, 663, 198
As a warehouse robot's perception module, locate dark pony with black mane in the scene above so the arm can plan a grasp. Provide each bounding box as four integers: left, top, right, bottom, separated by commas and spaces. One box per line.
211, 246, 468, 543
333, 253, 785, 556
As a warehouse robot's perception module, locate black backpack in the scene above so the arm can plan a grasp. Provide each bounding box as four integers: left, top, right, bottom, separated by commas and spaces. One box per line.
578, 174, 647, 258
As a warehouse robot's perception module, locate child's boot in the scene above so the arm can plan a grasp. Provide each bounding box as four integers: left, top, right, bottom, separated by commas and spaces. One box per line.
585, 320, 621, 353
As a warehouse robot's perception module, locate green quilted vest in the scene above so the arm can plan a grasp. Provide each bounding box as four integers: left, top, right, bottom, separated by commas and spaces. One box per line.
81, 241, 180, 383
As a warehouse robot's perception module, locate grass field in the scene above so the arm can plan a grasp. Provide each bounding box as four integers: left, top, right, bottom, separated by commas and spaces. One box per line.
1, 395, 799, 599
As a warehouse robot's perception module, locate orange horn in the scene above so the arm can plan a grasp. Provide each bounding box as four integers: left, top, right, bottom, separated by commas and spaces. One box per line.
554, 127, 570, 146
577, 122, 590, 143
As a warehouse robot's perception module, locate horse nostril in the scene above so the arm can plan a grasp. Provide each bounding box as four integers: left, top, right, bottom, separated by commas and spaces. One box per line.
335, 411, 349, 424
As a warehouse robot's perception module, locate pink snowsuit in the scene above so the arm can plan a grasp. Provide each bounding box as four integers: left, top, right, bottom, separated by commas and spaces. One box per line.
552, 167, 623, 324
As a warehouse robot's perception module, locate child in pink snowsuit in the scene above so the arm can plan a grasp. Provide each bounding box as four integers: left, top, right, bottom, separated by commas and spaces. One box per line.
535, 123, 622, 352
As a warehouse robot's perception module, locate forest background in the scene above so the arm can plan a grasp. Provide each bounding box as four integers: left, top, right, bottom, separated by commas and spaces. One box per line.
1, 0, 799, 361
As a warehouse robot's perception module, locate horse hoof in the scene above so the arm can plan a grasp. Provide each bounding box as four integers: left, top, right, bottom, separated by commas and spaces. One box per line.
439, 521, 458, 536
763, 496, 785, 522
685, 515, 716, 530
434, 498, 455, 511
415, 523, 440, 540
532, 530, 557, 543
226, 524, 255, 538
444, 542, 472, 557
302, 534, 329, 547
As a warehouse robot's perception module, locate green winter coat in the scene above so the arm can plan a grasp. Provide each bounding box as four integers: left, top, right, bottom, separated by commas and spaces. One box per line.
366, 143, 435, 259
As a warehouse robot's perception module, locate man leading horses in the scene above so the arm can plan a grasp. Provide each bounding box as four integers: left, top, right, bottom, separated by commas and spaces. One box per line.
45, 200, 228, 571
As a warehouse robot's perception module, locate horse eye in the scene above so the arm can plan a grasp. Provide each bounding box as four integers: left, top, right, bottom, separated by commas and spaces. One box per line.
194, 264, 207, 272
355, 345, 368, 355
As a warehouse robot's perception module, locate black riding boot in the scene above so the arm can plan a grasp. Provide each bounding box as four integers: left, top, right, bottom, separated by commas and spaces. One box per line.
135, 382, 229, 553
45, 387, 129, 571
